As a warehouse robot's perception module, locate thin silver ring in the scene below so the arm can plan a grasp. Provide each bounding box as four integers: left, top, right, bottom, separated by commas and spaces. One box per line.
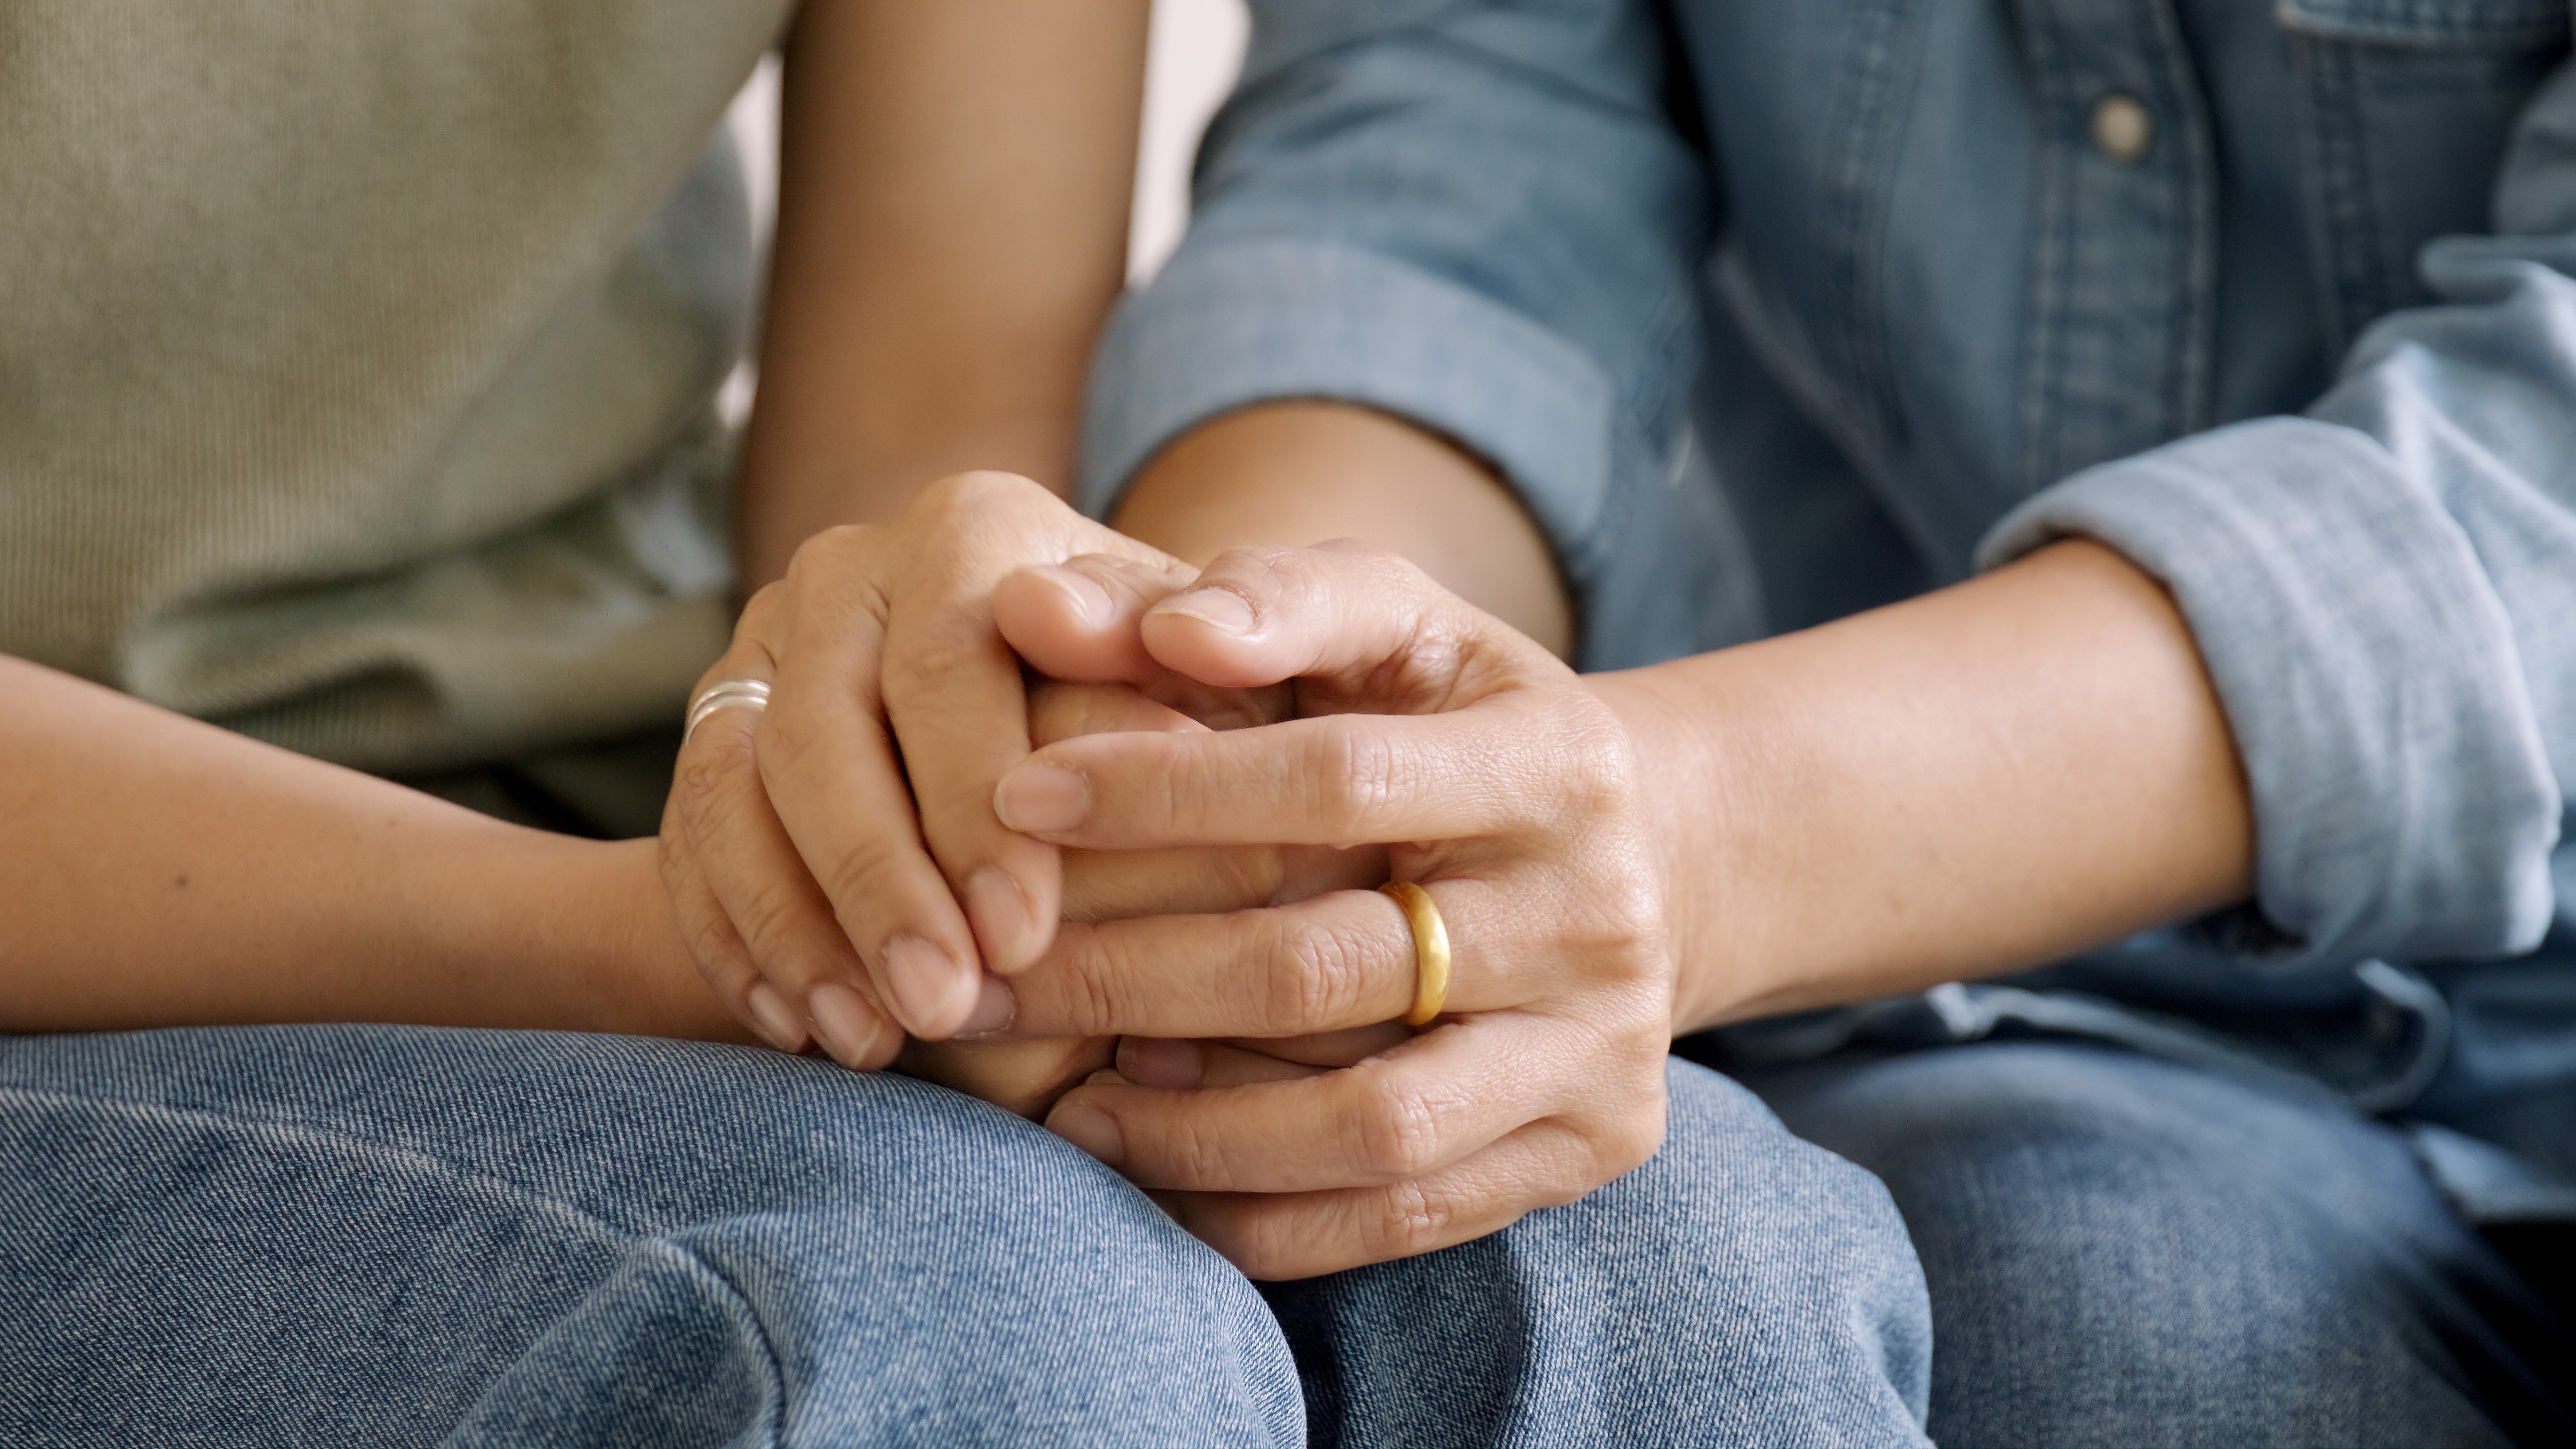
686, 678, 772, 743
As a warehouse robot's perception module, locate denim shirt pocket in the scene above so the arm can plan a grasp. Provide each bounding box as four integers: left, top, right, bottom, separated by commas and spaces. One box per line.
2275, 0, 2571, 353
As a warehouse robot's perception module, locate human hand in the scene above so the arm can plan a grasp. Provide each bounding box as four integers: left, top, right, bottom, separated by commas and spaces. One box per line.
978, 541, 1677, 1277
658, 472, 1214, 1071
892, 674, 1384, 1118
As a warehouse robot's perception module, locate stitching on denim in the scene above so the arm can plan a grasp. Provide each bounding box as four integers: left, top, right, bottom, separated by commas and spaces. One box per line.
5, 1085, 792, 1445
2285, 35, 2359, 362
2144, 0, 2222, 441
2011, 0, 2081, 494
1817, 0, 1924, 455
2290, 38, 2388, 358
2275, 0, 2569, 49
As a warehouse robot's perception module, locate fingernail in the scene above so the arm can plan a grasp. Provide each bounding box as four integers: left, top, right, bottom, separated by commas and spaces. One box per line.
965, 866, 1042, 973
1118, 1037, 1204, 1089
1157, 586, 1255, 636
806, 981, 886, 1068
994, 763, 1089, 835
1038, 565, 1116, 627
744, 981, 808, 1053
883, 934, 969, 1036
1048, 1100, 1126, 1167
956, 973, 1019, 1038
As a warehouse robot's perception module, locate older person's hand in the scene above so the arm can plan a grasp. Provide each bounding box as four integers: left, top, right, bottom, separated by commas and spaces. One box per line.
896, 674, 1385, 1118
980, 541, 1677, 1279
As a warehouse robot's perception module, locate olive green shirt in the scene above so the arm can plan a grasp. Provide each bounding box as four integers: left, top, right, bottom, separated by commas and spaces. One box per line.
0, 0, 790, 771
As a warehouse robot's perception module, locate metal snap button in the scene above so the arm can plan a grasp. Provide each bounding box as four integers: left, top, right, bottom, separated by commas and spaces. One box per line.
2090, 92, 2153, 164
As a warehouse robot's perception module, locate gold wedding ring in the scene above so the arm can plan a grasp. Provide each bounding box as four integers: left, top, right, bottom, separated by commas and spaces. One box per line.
1379, 879, 1452, 1027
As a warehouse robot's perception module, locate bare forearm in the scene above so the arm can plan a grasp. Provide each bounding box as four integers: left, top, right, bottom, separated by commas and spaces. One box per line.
737, 0, 1150, 583
0, 657, 737, 1040
1596, 539, 2255, 1032
1108, 403, 2252, 1032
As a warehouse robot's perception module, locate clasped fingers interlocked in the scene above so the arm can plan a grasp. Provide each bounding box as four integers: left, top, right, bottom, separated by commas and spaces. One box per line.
982, 539, 1677, 1278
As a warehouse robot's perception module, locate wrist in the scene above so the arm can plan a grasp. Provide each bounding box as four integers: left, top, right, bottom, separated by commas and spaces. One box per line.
421, 831, 747, 1042
563, 839, 751, 1041
1585, 663, 1783, 1036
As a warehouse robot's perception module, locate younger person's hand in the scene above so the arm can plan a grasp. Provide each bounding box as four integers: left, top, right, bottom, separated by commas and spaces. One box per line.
657, 474, 1176, 1068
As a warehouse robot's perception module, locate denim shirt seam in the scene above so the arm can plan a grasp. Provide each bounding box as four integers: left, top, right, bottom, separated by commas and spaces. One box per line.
1814, 0, 1929, 455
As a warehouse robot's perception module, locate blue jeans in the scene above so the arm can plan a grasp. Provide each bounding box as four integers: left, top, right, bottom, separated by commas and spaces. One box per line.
0, 1028, 1929, 1447
1741, 1040, 2573, 1448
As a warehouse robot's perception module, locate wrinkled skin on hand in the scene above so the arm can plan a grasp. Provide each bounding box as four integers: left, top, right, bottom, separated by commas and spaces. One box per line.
894, 676, 1387, 1118
971, 542, 1678, 1279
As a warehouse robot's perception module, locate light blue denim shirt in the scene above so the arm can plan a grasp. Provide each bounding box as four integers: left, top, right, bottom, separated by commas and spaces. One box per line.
1087, 0, 2576, 1209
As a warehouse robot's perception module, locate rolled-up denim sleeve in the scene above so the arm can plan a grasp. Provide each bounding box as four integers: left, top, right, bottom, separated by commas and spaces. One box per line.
1982, 73, 2576, 971
1082, 0, 1719, 668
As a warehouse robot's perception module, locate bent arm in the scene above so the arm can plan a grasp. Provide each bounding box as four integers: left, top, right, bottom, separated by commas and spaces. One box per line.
737, 0, 1150, 582
0, 656, 736, 1039
1116, 404, 2254, 1035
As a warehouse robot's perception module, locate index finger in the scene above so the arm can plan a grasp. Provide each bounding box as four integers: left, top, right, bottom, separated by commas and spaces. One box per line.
871, 476, 1186, 976
994, 696, 1593, 850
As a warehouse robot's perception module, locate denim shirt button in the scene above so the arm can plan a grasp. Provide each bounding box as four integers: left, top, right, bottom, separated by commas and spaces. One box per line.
2090, 92, 2154, 163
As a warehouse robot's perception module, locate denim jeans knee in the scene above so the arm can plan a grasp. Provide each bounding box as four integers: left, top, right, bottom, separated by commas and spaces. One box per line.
0, 1026, 1301, 1448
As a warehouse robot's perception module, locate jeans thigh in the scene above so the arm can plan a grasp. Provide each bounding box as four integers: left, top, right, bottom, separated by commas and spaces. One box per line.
1750, 1040, 2571, 1449
1264, 1057, 1935, 1449
0, 1025, 1300, 1448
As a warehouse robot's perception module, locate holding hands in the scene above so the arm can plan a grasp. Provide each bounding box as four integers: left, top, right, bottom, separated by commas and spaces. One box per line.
661, 474, 1681, 1276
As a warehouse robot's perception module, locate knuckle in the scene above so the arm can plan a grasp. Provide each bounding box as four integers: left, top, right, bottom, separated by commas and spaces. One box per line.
875, 637, 953, 706
1315, 719, 1403, 839
1058, 932, 1131, 1036
1552, 704, 1642, 820
680, 914, 753, 987
672, 739, 775, 844
669, 743, 743, 808
724, 579, 791, 642
1258, 914, 1377, 1029
1226, 1209, 1302, 1281
1352, 1074, 1451, 1180
1164, 1120, 1240, 1191
784, 523, 872, 590
1204, 542, 1297, 582
1598, 1102, 1668, 1183
654, 816, 691, 879
725, 883, 817, 964
1372, 1177, 1456, 1258
909, 470, 1045, 537
811, 831, 912, 915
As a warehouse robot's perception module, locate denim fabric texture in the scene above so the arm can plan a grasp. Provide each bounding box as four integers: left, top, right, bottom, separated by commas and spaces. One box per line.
1082, 0, 2576, 1217
1739, 1040, 2573, 1447
0, 1028, 1931, 1447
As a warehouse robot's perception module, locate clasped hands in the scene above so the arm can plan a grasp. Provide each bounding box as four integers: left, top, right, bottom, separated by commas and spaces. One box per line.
660, 473, 1674, 1278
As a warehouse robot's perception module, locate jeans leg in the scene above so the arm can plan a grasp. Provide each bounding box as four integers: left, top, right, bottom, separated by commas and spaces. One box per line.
0, 1026, 1301, 1449
1752, 1040, 2573, 1449
1263, 1057, 1933, 1449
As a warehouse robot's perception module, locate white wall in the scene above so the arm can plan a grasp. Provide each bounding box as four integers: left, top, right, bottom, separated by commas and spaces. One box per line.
1130, 0, 1250, 282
